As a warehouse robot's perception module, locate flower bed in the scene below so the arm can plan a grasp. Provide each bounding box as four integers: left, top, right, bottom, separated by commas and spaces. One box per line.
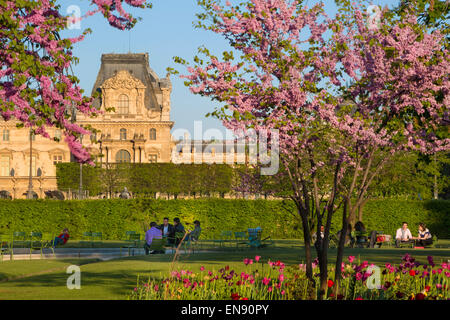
128, 254, 450, 300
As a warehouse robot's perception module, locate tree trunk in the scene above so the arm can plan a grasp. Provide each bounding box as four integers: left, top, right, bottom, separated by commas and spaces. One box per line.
296, 204, 316, 299
334, 200, 350, 296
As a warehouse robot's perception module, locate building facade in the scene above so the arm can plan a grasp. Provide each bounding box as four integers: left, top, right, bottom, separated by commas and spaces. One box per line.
0, 53, 175, 199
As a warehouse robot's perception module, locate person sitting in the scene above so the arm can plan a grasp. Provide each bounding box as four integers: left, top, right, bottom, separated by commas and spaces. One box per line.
337, 223, 353, 246
412, 223, 433, 247
395, 222, 413, 248
186, 220, 201, 242
353, 221, 369, 247
159, 217, 175, 244
53, 228, 70, 247
173, 217, 185, 246
144, 222, 163, 255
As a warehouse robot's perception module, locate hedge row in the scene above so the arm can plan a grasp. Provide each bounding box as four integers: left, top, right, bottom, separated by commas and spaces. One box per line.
0, 199, 448, 240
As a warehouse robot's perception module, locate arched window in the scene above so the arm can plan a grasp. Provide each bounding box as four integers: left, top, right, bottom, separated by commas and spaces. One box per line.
115, 150, 131, 163
117, 94, 129, 114
120, 128, 127, 140
149, 128, 156, 140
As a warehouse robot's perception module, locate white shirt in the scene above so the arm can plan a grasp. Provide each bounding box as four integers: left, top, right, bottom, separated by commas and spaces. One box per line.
163, 225, 169, 236
396, 228, 412, 240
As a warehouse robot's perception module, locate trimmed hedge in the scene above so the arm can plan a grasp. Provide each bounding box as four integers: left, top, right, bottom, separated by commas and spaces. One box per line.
0, 199, 448, 240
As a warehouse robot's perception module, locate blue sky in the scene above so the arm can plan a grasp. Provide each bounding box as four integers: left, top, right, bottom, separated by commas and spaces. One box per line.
62, 0, 398, 140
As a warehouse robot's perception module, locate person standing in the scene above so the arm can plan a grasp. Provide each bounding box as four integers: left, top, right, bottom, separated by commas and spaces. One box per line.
144, 222, 162, 255
395, 222, 413, 247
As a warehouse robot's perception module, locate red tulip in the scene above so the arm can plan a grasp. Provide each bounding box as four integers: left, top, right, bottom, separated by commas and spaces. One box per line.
328, 280, 334, 288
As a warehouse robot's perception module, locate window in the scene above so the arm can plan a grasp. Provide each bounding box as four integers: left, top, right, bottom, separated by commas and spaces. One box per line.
116, 150, 131, 163
90, 132, 97, 142
0, 155, 10, 176
117, 94, 129, 114
149, 154, 157, 163
53, 155, 63, 165
149, 128, 156, 140
2, 129, 9, 141
31, 132, 35, 141
120, 128, 127, 140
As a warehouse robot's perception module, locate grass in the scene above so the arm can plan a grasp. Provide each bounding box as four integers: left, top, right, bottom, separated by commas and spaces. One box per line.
0, 240, 449, 300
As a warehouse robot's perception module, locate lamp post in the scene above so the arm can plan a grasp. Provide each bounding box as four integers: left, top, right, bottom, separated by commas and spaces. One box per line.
26, 128, 34, 199
79, 135, 83, 199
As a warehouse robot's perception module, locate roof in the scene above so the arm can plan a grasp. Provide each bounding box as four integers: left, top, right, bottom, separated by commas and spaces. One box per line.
91, 53, 171, 110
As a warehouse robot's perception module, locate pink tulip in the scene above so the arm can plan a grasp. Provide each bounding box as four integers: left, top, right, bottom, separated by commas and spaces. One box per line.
348, 256, 355, 263
255, 256, 261, 262
262, 277, 271, 286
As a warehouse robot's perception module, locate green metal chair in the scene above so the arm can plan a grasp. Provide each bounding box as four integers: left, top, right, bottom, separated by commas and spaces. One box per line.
29, 232, 44, 259
213, 231, 233, 248
185, 229, 202, 254
0, 234, 12, 261
234, 231, 248, 250
80, 231, 93, 247
148, 238, 165, 254
120, 233, 141, 256
92, 232, 103, 247
352, 231, 369, 248
124, 231, 137, 241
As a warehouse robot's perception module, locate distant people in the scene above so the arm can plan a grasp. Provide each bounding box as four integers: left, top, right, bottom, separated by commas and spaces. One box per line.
312, 225, 324, 246
144, 222, 163, 255
413, 223, 433, 247
395, 222, 413, 247
186, 220, 201, 242
53, 228, 70, 247
159, 217, 175, 244
173, 217, 185, 246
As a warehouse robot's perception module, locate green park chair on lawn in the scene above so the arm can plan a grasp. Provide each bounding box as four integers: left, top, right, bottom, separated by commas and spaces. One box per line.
185, 229, 202, 254
29, 232, 45, 259
246, 228, 273, 249
120, 233, 141, 256
234, 231, 248, 250
92, 232, 103, 247
352, 231, 369, 248
213, 231, 233, 248
124, 231, 137, 241
148, 238, 165, 254
0, 234, 12, 261
80, 232, 93, 247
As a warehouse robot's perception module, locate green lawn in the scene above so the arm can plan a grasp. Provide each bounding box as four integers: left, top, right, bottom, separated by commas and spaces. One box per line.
1, 240, 449, 300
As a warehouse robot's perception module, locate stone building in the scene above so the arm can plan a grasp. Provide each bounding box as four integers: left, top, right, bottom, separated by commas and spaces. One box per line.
0, 53, 253, 199
0, 53, 175, 199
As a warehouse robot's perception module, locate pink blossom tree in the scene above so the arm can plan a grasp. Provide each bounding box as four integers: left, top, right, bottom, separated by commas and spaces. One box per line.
0, 0, 151, 163
176, 0, 449, 298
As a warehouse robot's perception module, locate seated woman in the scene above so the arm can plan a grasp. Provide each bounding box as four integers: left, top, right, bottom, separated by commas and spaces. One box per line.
354, 221, 368, 247
53, 228, 70, 247
413, 223, 433, 247
186, 220, 201, 242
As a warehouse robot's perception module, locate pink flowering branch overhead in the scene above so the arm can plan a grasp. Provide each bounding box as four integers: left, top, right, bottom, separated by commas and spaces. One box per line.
0, 0, 151, 163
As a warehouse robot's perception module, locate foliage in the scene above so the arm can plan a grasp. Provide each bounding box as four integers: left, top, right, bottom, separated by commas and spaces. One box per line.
0, 0, 151, 163
0, 198, 448, 240
56, 163, 234, 197
129, 254, 450, 300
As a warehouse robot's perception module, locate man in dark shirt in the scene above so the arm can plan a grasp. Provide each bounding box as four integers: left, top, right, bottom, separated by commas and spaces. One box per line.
173, 217, 185, 246
159, 217, 175, 244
